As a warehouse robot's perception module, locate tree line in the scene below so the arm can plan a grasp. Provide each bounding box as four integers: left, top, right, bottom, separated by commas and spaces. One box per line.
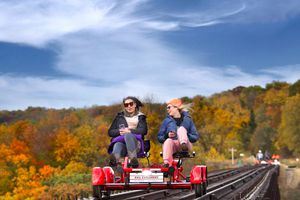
0, 79, 300, 199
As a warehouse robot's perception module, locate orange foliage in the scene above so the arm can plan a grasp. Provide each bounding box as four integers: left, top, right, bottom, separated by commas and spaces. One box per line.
0, 80, 299, 198
62, 113, 80, 129
10, 138, 30, 154
39, 165, 57, 180
96, 124, 110, 156
54, 129, 80, 163
59, 161, 89, 176
0, 144, 13, 160
12, 166, 48, 200
5, 139, 32, 167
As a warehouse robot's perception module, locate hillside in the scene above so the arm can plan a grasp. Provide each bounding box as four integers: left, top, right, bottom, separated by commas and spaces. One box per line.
1, 80, 300, 199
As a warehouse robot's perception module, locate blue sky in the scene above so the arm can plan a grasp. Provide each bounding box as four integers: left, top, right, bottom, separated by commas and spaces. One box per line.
0, 0, 300, 110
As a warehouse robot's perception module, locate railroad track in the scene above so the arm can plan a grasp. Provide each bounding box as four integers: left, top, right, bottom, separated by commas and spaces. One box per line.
84, 164, 278, 200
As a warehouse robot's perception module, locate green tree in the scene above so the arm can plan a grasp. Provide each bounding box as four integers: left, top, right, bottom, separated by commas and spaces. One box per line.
266, 81, 289, 90
250, 122, 276, 153
278, 94, 300, 156
239, 85, 264, 109
196, 92, 249, 157
289, 79, 300, 96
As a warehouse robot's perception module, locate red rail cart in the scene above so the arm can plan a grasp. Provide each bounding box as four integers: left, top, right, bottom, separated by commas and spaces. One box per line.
92, 140, 207, 199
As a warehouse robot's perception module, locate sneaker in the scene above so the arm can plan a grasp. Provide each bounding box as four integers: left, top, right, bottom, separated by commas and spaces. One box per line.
129, 157, 139, 168
162, 163, 169, 168
168, 166, 175, 175
108, 154, 117, 167
181, 143, 188, 152
162, 163, 169, 177
115, 165, 124, 174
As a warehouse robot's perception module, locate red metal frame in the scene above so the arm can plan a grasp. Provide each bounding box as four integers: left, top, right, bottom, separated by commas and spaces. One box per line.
92, 156, 207, 191
92, 167, 105, 185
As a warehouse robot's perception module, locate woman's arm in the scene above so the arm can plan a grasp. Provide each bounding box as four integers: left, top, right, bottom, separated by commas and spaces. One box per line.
181, 114, 199, 143
157, 119, 168, 143
108, 116, 121, 138
187, 119, 199, 143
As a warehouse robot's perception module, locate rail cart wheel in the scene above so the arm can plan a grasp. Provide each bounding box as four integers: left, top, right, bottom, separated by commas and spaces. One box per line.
194, 183, 203, 197
203, 182, 207, 195
103, 190, 111, 198
186, 176, 190, 182
92, 185, 103, 200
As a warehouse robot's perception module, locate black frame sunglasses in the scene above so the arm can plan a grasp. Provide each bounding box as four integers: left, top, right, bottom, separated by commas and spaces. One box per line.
124, 102, 134, 107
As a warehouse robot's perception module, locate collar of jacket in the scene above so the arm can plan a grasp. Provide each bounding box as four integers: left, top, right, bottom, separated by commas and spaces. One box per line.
117, 111, 145, 117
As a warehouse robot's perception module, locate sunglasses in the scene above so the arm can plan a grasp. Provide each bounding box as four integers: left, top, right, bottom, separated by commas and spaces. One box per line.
167, 106, 172, 110
124, 102, 134, 107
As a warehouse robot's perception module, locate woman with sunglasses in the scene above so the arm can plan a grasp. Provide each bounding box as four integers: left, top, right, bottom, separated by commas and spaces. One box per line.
108, 96, 148, 168
157, 98, 199, 167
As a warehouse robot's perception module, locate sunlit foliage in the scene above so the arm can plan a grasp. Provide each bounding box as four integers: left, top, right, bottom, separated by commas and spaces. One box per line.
278, 94, 300, 156
0, 79, 299, 198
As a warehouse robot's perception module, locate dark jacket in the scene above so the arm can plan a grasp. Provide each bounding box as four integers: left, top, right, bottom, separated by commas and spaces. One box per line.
157, 111, 199, 143
108, 111, 148, 139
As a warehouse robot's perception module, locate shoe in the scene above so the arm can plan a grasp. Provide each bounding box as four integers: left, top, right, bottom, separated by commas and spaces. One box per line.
168, 166, 175, 175
115, 165, 124, 174
181, 143, 188, 152
129, 157, 139, 168
162, 163, 169, 177
108, 154, 117, 167
162, 163, 169, 168
162, 163, 175, 178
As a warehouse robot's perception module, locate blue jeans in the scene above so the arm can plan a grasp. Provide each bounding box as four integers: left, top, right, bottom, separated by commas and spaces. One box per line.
112, 133, 138, 160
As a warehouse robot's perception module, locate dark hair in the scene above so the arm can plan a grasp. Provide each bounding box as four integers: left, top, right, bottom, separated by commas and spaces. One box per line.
123, 96, 143, 109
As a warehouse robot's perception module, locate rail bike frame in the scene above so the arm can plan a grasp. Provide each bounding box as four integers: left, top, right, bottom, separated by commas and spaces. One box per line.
92, 152, 208, 199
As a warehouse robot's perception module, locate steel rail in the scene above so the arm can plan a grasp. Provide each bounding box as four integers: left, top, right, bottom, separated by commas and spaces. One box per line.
193, 165, 275, 200
88, 165, 275, 200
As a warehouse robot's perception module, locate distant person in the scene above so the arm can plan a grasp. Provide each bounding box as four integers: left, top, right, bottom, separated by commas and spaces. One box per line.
157, 98, 199, 167
272, 154, 280, 160
107, 96, 148, 168
264, 150, 271, 160
256, 150, 264, 161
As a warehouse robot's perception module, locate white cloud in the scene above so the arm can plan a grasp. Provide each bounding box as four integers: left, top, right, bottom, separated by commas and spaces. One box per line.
142, 21, 179, 31
0, 0, 129, 46
1, 0, 298, 47
0, 74, 123, 110
55, 28, 193, 81
260, 65, 300, 83
0, 0, 300, 110
231, 0, 300, 23
2, 65, 300, 110
165, 0, 246, 28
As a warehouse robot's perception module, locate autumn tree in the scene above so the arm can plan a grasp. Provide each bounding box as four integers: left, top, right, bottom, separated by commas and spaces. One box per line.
72, 124, 97, 166
54, 128, 80, 166
289, 79, 300, 96
278, 94, 300, 156
209, 92, 249, 156
141, 100, 165, 164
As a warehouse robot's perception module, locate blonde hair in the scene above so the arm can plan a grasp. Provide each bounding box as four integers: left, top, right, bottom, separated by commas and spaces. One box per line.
179, 103, 193, 112
167, 98, 193, 112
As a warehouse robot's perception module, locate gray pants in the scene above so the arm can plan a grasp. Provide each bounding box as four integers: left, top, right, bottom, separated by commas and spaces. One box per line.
112, 133, 139, 160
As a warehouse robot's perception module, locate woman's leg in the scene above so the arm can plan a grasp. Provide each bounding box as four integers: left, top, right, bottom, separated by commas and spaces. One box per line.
124, 133, 138, 159
177, 126, 192, 151
112, 142, 127, 161
109, 142, 127, 166
162, 138, 180, 165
